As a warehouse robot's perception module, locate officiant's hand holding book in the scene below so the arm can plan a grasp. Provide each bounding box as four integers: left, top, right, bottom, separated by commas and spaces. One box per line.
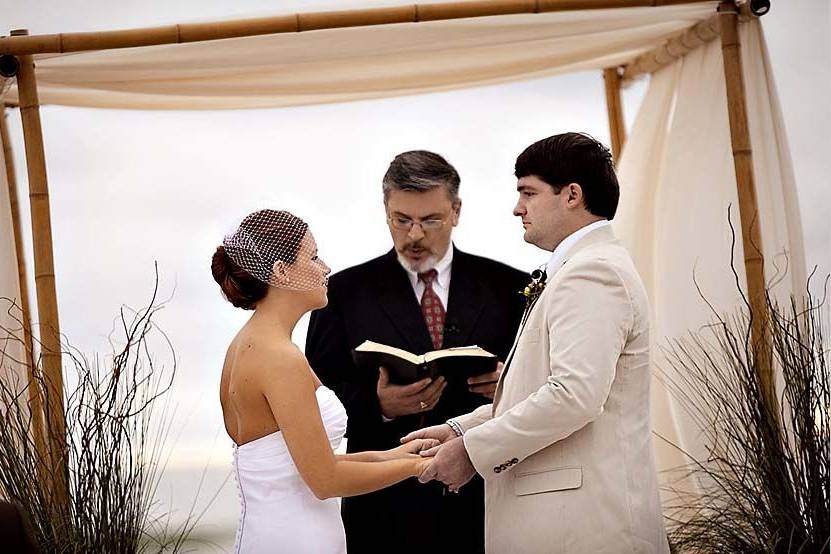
352, 340, 498, 386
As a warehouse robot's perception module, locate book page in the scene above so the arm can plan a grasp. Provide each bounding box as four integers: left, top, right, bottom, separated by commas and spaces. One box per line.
353, 340, 424, 365
424, 346, 494, 362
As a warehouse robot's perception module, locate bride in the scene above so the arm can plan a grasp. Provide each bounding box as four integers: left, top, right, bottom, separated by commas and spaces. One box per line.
211, 209, 436, 553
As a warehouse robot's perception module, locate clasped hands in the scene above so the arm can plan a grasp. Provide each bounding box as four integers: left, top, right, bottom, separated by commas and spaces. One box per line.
399, 424, 477, 493
378, 362, 502, 490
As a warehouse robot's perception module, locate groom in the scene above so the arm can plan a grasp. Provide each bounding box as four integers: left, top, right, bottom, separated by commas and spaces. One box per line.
404, 133, 669, 553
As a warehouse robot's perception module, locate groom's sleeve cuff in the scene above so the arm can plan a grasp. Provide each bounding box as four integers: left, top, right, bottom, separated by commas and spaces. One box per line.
462, 431, 492, 479
463, 421, 522, 479
452, 403, 492, 433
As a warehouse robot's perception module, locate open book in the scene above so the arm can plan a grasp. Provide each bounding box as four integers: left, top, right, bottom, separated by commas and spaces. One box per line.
351, 340, 497, 385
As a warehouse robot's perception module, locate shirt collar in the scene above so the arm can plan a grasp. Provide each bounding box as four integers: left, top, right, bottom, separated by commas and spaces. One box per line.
545, 220, 611, 278
432, 244, 453, 289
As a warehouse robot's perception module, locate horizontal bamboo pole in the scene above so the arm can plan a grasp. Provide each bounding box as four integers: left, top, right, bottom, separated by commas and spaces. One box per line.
622, 13, 720, 81
621, 4, 755, 83
0, 0, 715, 56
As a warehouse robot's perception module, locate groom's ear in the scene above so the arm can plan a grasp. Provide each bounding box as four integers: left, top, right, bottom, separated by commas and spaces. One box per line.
565, 183, 584, 209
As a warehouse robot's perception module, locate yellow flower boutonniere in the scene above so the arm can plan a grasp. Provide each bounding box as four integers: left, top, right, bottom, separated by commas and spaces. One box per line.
521, 268, 547, 300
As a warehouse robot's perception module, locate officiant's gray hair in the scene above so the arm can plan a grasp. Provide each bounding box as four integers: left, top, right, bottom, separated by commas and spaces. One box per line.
382, 150, 460, 202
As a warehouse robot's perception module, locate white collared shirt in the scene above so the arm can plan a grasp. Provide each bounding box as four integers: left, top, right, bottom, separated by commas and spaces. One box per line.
398, 244, 453, 309
545, 220, 611, 280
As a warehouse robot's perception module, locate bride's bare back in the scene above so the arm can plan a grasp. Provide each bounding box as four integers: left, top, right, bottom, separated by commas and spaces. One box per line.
220, 323, 321, 446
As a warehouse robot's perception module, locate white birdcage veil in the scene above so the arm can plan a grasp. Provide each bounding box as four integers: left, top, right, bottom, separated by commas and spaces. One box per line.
222, 209, 323, 291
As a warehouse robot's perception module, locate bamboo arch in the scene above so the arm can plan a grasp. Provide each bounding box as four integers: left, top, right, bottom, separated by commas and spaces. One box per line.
0, 0, 770, 515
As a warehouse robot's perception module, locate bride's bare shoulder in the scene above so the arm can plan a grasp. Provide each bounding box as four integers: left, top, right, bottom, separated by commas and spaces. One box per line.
232, 335, 309, 378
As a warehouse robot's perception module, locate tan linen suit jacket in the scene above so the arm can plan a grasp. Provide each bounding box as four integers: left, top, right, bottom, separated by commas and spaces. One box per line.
454, 226, 668, 553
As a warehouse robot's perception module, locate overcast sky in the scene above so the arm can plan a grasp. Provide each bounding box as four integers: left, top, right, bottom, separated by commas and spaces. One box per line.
2, 0, 829, 544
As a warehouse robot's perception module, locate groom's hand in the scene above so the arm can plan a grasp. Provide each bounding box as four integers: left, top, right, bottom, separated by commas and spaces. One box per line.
377, 367, 447, 419
467, 361, 503, 399
380, 438, 442, 461
400, 423, 456, 445
417, 436, 476, 492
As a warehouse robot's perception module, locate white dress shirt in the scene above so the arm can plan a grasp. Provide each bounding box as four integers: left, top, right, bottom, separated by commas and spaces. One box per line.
398, 244, 453, 309
545, 219, 611, 280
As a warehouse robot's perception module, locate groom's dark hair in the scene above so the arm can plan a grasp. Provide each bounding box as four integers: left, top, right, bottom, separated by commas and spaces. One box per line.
514, 132, 619, 219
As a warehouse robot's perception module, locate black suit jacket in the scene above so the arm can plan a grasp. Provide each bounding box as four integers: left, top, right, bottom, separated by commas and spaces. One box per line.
306, 246, 526, 553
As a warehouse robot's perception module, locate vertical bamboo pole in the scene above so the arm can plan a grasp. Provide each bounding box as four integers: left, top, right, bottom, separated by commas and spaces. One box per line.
0, 106, 48, 471
603, 67, 627, 163
12, 29, 69, 516
717, 4, 776, 415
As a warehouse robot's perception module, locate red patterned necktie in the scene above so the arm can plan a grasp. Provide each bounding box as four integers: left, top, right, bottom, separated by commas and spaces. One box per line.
418, 269, 445, 350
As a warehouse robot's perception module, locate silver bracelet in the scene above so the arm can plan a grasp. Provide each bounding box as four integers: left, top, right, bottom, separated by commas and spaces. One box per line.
446, 419, 464, 437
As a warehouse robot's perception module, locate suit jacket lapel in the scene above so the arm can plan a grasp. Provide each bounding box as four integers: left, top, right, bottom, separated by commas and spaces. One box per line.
492, 291, 540, 409
376, 249, 434, 354
493, 225, 618, 410
443, 247, 485, 348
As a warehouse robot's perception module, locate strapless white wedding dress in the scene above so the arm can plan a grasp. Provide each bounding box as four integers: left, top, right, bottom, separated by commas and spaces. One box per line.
233, 386, 348, 553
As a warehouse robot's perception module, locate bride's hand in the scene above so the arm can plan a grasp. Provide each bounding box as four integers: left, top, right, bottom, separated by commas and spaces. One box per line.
415, 456, 433, 479
381, 438, 440, 461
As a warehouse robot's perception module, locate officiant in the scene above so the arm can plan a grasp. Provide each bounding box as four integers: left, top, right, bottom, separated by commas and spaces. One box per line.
305, 150, 526, 553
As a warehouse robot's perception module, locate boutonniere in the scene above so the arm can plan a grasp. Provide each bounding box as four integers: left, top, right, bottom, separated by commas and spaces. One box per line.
520, 268, 547, 302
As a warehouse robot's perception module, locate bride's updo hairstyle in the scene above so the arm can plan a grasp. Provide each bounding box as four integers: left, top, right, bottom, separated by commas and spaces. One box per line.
211, 209, 310, 310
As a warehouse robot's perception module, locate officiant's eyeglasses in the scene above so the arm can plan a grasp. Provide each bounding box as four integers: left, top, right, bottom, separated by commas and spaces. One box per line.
387, 215, 450, 232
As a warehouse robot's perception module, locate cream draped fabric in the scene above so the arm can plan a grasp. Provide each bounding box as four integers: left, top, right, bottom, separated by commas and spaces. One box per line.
1, 3, 717, 110
614, 18, 806, 495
